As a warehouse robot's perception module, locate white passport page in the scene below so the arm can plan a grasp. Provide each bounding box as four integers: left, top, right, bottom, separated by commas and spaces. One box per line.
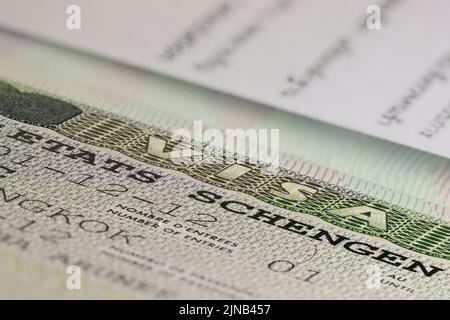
0, 0, 449, 157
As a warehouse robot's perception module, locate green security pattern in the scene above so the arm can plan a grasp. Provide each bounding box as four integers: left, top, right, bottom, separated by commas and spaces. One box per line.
0, 80, 449, 260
